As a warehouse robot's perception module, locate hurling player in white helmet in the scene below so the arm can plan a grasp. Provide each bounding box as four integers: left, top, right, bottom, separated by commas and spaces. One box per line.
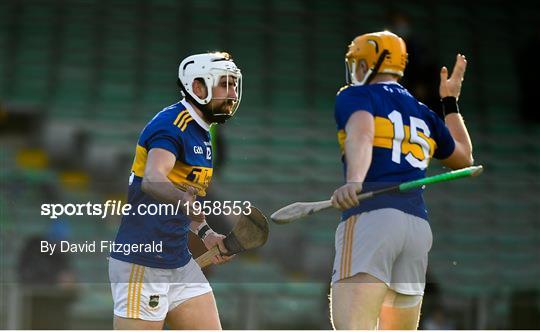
109, 52, 242, 329
330, 31, 473, 329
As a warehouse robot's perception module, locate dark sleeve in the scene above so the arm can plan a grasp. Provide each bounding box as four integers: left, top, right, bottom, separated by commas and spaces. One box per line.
334, 88, 374, 129
146, 125, 184, 159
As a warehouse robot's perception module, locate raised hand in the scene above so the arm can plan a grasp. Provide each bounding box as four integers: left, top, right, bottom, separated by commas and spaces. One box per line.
440, 54, 467, 100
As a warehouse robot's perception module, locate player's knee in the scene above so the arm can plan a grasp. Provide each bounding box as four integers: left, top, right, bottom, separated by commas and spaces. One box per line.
332, 313, 378, 330
379, 291, 423, 330
383, 291, 423, 309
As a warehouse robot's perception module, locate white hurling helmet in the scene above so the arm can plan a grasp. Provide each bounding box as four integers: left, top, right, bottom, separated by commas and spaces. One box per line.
178, 52, 242, 120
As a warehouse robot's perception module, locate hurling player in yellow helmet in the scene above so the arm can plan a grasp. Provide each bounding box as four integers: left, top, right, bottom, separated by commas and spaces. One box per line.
330, 30, 474, 329
345, 30, 408, 86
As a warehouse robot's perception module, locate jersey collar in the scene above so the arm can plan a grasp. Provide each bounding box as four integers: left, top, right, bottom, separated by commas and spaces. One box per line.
180, 99, 210, 132
375, 81, 402, 87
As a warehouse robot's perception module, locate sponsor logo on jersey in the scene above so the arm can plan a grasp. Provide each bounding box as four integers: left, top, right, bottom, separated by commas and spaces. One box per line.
193, 146, 204, 154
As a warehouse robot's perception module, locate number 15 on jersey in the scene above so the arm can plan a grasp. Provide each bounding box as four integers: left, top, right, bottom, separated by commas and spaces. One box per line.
388, 110, 432, 170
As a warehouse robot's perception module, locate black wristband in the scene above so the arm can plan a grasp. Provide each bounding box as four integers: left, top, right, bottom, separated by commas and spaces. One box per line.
197, 225, 211, 240
441, 96, 460, 117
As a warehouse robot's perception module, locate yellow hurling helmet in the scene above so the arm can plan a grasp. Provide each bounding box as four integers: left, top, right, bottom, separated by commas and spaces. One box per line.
345, 30, 408, 86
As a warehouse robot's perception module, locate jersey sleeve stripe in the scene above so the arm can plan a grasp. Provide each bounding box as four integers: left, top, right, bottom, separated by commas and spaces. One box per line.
178, 114, 192, 129
174, 110, 189, 126
175, 111, 190, 127
180, 117, 194, 131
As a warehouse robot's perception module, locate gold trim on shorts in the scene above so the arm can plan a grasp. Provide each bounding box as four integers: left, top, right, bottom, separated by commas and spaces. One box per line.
340, 216, 358, 279
127, 264, 145, 319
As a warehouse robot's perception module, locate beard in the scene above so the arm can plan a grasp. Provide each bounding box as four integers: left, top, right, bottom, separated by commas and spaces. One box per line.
201, 99, 236, 124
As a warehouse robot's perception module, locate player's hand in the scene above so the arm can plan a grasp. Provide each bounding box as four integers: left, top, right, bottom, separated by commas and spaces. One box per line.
182, 186, 205, 223
439, 54, 467, 100
181, 185, 197, 206
202, 231, 235, 265
331, 182, 363, 210
187, 208, 205, 224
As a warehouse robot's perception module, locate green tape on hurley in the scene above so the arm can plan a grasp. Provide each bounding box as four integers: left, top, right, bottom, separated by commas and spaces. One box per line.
399, 165, 483, 192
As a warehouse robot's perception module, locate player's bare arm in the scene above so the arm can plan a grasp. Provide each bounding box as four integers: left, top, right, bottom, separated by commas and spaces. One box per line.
142, 147, 197, 208
331, 110, 375, 210
439, 54, 474, 169
143, 148, 230, 264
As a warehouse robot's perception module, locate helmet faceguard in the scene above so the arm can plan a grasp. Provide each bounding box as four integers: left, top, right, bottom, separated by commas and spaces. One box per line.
178, 52, 243, 123
345, 31, 407, 86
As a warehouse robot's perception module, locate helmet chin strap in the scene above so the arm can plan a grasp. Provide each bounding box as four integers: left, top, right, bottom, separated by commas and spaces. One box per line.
356, 67, 374, 86
352, 50, 390, 86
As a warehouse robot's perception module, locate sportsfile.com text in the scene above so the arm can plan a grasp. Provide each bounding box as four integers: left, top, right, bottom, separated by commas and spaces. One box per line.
40, 200, 252, 219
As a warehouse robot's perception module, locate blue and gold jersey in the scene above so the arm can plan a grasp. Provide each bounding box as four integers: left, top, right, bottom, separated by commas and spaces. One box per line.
111, 100, 213, 269
335, 82, 455, 221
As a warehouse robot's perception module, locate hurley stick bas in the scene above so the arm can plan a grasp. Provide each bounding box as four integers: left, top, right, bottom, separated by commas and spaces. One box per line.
271, 165, 483, 224
196, 206, 269, 268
